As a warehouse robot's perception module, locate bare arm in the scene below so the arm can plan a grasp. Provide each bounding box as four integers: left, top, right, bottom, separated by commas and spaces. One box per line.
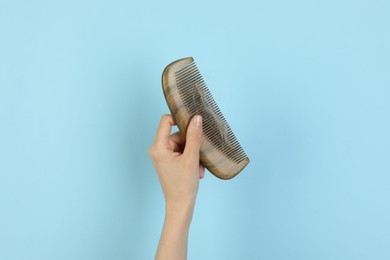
149, 114, 204, 260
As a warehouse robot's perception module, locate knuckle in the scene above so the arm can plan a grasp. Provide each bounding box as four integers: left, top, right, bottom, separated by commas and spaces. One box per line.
160, 114, 171, 122
148, 145, 158, 159
149, 143, 166, 160
148, 148, 154, 158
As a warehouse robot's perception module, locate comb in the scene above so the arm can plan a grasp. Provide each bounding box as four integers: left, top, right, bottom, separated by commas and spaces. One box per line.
161, 57, 249, 180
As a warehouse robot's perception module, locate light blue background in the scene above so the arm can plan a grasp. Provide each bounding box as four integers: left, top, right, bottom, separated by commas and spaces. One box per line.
1, 0, 389, 259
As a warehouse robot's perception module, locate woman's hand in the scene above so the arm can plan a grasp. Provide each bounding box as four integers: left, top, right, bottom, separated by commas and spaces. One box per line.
149, 114, 204, 260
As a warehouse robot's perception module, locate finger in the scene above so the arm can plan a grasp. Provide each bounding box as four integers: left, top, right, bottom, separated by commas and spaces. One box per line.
169, 131, 185, 146
154, 114, 176, 142
169, 132, 186, 153
183, 115, 202, 159
199, 164, 205, 179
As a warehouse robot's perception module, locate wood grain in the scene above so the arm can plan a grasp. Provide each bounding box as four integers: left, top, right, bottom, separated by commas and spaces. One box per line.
162, 57, 249, 180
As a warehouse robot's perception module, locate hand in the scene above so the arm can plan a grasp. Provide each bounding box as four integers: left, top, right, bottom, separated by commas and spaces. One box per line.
149, 114, 204, 260
149, 114, 204, 209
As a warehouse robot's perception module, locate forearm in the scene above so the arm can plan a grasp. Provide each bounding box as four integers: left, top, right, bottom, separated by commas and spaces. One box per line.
155, 202, 195, 260
151, 115, 203, 260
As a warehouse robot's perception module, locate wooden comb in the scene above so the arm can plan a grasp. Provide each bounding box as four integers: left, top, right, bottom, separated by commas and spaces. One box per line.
161, 57, 249, 180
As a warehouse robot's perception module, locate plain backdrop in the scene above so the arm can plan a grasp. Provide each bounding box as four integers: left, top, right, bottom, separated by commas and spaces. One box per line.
1, 0, 389, 259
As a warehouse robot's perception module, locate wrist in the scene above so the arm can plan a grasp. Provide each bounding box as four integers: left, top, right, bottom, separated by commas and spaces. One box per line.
165, 200, 196, 228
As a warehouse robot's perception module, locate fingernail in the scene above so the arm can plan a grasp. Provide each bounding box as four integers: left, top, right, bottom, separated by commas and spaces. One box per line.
194, 115, 202, 127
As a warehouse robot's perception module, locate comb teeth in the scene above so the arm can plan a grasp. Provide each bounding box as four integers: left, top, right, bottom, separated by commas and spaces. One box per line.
174, 61, 247, 164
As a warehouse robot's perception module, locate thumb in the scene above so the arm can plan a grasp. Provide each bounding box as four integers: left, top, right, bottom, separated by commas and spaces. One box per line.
183, 115, 203, 159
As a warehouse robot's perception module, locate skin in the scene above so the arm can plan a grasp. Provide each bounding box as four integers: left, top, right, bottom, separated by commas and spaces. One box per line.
149, 114, 204, 260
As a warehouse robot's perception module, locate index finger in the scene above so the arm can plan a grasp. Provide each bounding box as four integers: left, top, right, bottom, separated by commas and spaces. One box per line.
154, 114, 176, 142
